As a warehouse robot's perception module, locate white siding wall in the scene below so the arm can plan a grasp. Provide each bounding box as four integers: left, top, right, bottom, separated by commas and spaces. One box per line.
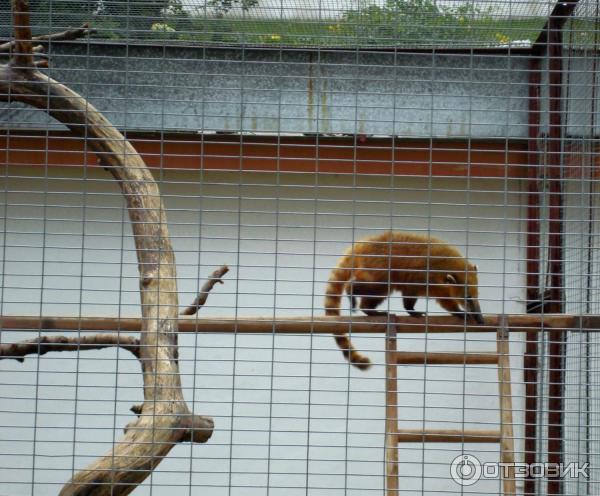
0, 166, 526, 495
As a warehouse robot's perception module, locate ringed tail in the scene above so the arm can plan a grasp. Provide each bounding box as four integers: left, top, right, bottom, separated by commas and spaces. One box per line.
324, 264, 372, 371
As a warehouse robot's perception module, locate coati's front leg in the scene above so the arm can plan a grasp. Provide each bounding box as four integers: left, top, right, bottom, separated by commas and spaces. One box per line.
438, 298, 468, 321
403, 296, 424, 318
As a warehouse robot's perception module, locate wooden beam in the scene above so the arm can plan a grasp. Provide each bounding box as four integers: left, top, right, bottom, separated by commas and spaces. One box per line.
395, 429, 501, 443
0, 314, 598, 335
385, 323, 399, 496
498, 318, 516, 495
394, 351, 498, 365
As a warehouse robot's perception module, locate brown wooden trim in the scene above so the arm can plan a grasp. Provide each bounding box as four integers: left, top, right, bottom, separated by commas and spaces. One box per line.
532, 0, 581, 55
385, 322, 399, 496
497, 320, 517, 496
395, 429, 501, 443
393, 351, 499, 364
524, 56, 541, 496
0, 133, 529, 177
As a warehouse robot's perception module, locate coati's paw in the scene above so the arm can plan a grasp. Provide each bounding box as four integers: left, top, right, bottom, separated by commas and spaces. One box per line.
407, 310, 425, 318
361, 310, 389, 317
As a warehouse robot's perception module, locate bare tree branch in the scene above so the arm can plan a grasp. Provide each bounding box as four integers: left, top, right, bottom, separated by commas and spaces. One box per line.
123, 412, 213, 443
11, 0, 33, 67
181, 264, 229, 315
0, 23, 96, 54
1, 1, 214, 494
179, 414, 214, 443
0, 333, 140, 361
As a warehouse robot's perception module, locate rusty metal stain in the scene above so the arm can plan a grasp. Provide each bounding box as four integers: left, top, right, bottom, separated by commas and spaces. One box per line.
307, 54, 314, 124
320, 75, 329, 133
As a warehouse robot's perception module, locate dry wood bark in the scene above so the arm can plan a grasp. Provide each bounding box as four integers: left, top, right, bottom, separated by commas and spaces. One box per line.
0, 22, 95, 53
0, 333, 140, 360
181, 264, 229, 315
0, 1, 213, 494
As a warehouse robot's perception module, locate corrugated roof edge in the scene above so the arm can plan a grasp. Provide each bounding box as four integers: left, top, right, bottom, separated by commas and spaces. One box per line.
30, 38, 536, 54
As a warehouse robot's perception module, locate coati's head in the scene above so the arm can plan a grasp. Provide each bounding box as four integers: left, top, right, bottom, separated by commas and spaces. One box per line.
444, 263, 484, 325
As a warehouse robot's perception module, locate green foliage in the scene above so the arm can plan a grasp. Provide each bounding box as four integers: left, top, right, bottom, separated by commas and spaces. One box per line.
21, 0, 191, 39
206, 0, 260, 17
99, 0, 170, 34
15, 0, 545, 48
341, 0, 487, 45
26, 0, 95, 35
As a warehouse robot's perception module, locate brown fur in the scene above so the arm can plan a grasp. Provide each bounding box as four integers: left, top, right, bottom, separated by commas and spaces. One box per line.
325, 231, 483, 370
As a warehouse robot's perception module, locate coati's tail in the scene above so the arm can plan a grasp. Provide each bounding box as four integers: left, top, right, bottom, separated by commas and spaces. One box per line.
333, 335, 371, 371
324, 263, 372, 371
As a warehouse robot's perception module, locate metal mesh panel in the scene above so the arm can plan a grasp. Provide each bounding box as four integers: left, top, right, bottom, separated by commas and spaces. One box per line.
0, 0, 599, 495
1, 0, 552, 48
562, 1, 600, 492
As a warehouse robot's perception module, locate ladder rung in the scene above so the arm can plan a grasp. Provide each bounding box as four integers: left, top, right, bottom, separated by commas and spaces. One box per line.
395, 429, 501, 443
393, 351, 499, 365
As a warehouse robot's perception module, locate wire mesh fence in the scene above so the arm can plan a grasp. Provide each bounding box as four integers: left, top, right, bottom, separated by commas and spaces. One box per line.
0, 0, 553, 47
0, 0, 599, 494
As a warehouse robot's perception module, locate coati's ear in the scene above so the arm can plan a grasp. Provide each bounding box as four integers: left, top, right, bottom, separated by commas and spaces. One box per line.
446, 274, 457, 284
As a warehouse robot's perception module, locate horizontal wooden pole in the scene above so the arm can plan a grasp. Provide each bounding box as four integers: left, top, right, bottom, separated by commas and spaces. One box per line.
395, 429, 501, 443
394, 351, 498, 365
0, 314, 597, 335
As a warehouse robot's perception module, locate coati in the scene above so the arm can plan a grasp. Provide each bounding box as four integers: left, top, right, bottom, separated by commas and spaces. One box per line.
324, 231, 484, 370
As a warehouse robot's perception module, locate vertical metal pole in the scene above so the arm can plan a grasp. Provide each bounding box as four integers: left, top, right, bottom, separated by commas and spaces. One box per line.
547, 15, 566, 496
524, 56, 541, 496
530, 3, 580, 493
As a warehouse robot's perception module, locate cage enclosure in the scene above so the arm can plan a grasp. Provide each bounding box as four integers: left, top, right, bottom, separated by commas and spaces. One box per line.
0, 0, 599, 494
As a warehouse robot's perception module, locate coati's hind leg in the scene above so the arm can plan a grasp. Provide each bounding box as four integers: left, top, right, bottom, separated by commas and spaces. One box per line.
403, 296, 424, 318
348, 281, 389, 316
360, 296, 388, 317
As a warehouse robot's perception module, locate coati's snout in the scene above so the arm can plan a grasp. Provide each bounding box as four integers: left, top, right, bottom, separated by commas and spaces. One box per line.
445, 271, 484, 325
466, 298, 484, 325
465, 264, 484, 325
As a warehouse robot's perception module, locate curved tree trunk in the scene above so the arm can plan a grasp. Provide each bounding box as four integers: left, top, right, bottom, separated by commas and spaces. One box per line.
0, 1, 213, 494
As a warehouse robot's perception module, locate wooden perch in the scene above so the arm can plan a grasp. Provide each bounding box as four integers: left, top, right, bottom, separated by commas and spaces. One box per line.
181, 264, 229, 315
0, 1, 213, 494
0, 263, 231, 363
0, 333, 140, 361
1, 313, 597, 336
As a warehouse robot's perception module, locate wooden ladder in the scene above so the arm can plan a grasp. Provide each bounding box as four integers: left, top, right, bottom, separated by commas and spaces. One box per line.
384, 316, 516, 495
